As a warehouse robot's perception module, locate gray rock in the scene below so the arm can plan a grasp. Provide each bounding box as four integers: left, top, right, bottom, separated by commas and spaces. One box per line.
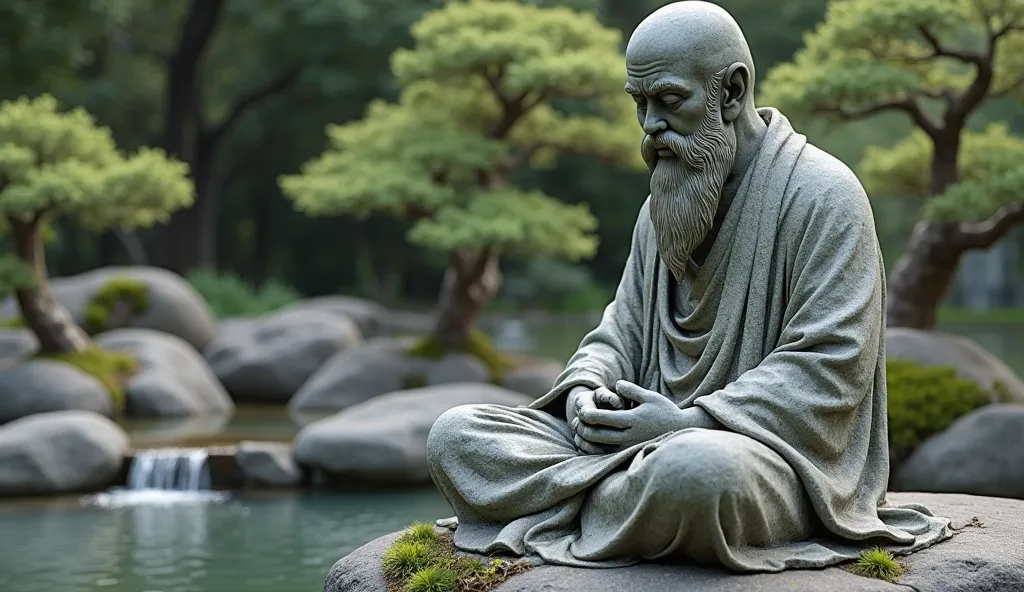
294, 383, 532, 485
0, 266, 216, 351
0, 329, 36, 365
236, 441, 302, 487
382, 310, 435, 336
283, 296, 387, 338
886, 328, 1024, 402
424, 354, 489, 385
894, 404, 1024, 499
500, 361, 564, 398
96, 328, 234, 417
0, 360, 113, 424
325, 492, 1024, 592
290, 338, 497, 413
0, 410, 129, 496
205, 308, 362, 404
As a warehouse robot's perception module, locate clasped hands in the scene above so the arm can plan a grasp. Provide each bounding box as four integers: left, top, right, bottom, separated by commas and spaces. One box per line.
565, 380, 690, 455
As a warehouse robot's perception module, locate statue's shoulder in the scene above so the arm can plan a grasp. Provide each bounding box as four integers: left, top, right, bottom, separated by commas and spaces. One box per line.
780, 141, 874, 233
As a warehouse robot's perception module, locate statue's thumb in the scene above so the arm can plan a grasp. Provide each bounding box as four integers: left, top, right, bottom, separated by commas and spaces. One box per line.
615, 380, 649, 402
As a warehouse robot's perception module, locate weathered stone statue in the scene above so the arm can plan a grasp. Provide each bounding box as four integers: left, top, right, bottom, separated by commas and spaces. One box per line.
425, 1, 952, 572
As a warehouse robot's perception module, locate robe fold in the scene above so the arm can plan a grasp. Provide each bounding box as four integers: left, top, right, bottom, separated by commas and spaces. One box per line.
427, 108, 951, 572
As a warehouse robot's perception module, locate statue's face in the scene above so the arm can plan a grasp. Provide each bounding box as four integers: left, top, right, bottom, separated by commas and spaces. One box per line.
625, 59, 737, 280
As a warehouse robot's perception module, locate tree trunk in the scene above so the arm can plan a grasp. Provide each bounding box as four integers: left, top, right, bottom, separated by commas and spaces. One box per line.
431, 249, 502, 349
9, 217, 92, 354
885, 139, 961, 330
885, 220, 963, 329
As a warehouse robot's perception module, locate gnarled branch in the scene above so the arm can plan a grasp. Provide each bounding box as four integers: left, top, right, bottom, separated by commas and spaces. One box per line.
956, 202, 1024, 249
823, 96, 942, 139
916, 25, 985, 65
204, 68, 300, 147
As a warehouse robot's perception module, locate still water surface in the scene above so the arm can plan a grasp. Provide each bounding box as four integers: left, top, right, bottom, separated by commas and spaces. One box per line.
0, 489, 452, 592
1, 316, 1021, 592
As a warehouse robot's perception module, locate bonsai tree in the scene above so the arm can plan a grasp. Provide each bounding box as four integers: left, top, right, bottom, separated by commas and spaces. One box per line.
761, 0, 1024, 329
0, 94, 194, 354
281, 0, 643, 351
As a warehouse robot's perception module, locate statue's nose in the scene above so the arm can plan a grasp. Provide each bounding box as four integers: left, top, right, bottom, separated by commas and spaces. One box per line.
642, 114, 667, 136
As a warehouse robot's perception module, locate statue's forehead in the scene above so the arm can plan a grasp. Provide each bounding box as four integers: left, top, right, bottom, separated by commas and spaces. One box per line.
625, 56, 701, 93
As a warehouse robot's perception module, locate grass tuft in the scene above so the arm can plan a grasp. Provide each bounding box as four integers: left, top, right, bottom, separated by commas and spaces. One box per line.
850, 548, 904, 582
382, 523, 529, 592
406, 330, 510, 382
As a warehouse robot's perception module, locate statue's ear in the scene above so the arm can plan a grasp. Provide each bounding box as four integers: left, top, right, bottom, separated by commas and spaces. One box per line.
721, 62, 750, 123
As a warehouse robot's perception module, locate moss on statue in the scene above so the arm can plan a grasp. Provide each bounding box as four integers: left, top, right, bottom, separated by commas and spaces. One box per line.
406, 330, 510, 382
83, 276, 150, 334
382, 522, 529, 592
848, 548, 904, 582
39, 347, 139, 412
886, 358, 1005, 465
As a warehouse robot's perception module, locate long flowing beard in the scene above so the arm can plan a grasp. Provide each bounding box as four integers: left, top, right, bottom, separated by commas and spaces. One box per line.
642, 69, 737, 281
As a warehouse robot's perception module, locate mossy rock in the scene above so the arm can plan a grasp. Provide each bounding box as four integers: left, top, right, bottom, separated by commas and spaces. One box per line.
886, 358, 1006, 466
37, 347, 140, 413
82, 276, 150, 334
382, 522, 530, 592
406, 331, 510, 383
0, 316, 25, 329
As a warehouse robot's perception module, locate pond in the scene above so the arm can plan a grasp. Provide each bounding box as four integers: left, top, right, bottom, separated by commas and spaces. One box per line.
0, 488, 452, 592
2, 314, 1021, 592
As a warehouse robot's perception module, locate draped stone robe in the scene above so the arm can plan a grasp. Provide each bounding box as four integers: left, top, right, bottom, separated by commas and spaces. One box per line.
426, 109, 951, 572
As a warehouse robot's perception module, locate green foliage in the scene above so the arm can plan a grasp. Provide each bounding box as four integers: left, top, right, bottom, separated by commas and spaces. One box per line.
82, 276, 149, 334
382, 523, 529, 592
862, 124, 1024, 221
406, 567, 458, 592
407, 330, 509, 381
0, 315, 24, 329
40, 346, 139, 412
762, 0, 1024, 225
186, 269, 301, 319
0, 94, 193, 228
0, 255, 34, 296
850, 548, 904, 582
280, 0, 643, 262
886, 358, 1000, 464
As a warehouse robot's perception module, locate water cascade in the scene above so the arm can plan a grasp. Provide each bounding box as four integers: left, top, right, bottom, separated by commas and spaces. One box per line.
127, 448, 212, 491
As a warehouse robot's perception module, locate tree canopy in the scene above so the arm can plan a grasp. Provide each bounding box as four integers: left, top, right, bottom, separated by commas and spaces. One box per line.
0, 94, 193, 290
761, 0, 1024, 224
280, 0, 644, 263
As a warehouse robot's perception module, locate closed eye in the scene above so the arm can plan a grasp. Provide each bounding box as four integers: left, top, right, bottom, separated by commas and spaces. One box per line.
660, 93, 686, 108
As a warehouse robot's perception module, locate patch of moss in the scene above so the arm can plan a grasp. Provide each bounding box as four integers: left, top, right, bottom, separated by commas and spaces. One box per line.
406, 330, 510, 382
886, 358, 997, 465
83, 276, 150, 334
382, 522, 529, 592
39, 347, 139, 412
0, 316, 24, 329
849, 548, 904, 582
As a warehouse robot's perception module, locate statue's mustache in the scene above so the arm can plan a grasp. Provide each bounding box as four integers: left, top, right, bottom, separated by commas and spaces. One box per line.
641, 130, 713, 175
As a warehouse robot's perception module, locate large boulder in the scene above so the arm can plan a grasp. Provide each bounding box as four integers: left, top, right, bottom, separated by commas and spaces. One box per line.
326, 492, 1024, 592
0, 329, 36, 366
236, 441, 302, 487
205, 308, 362, 404
0, 410, 129, 496
0, 360, 112, 424
500, 360, 564, 398
0, 266, 216, 350
886, 328, 1024, 402
289, 338, 489, 413
96, 328, 234, 417
282, 296, 387, 338
893, 404, 1024, 499
294, 383, 531, 485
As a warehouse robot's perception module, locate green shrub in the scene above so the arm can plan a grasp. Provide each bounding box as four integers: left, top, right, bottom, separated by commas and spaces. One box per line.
382, 523, 529, 592
886, 358, 999, 465
186, 269, 300, 319
39, 347, 139, 412
83, 276, 149, 334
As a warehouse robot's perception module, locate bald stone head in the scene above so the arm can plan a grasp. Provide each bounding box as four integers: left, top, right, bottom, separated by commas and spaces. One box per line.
624, 1, 758, 281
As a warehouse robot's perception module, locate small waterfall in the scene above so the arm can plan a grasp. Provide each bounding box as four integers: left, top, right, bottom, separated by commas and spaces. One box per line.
127, 448, 212, 491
